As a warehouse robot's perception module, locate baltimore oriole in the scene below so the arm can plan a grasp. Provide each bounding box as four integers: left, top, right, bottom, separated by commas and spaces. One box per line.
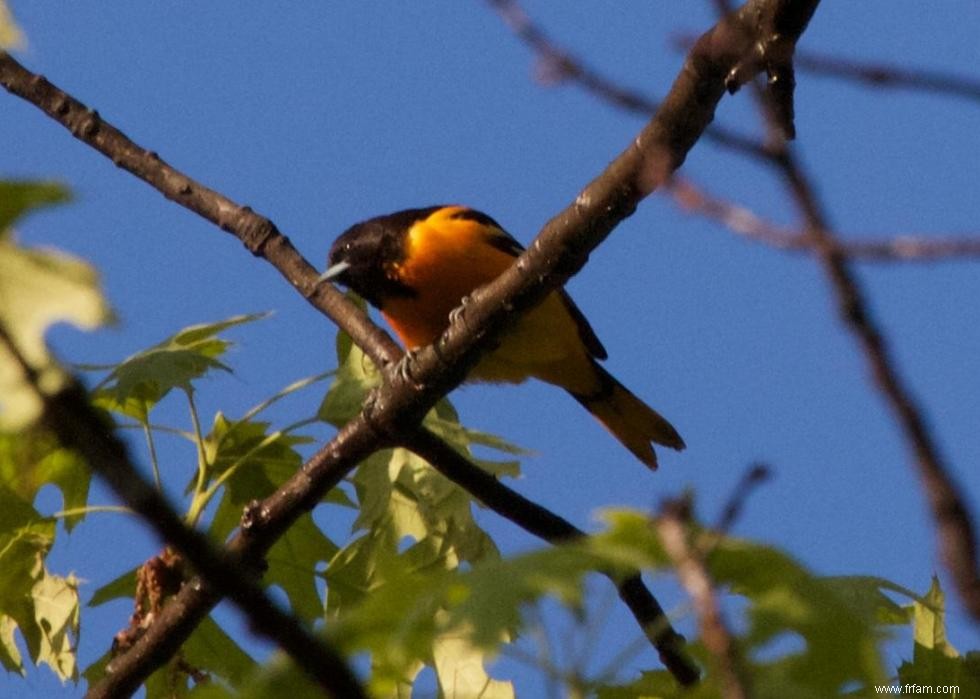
319, 205, 684, 468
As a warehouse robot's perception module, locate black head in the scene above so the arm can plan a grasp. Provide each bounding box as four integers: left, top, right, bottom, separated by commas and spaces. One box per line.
323, 207, 443, 307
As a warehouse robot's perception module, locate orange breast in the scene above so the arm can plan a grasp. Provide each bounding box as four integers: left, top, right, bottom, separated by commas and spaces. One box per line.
381, 208, 515, 348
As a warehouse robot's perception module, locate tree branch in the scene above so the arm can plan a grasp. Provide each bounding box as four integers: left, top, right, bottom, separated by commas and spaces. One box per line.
1, 0, 824, 689
485, 0, 775, 161
794, 50, 980, 103
670, 177, 980, 262
1, 48, 699, 689
0, 323, 367, 699
375, 0, 821, 439
728, 44, 980, 620
782, 146, 980, 623
0, 51, 400, 371
657, 500, 750, 699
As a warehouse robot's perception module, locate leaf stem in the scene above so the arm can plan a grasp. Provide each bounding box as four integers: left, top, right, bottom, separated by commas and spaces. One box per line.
52, 504, 132, 519
186, 388, 209, 527
143, 420, 162, 489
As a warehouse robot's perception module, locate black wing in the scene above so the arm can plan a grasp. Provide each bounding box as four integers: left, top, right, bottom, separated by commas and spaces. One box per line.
454, 208, 609, 361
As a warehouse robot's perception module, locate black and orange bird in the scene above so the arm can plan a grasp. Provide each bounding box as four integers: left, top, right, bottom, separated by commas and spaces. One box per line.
319, 205, 684, 468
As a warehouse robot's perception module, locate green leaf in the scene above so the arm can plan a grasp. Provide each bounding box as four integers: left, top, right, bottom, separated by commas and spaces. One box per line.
205, 413, 309, 539
911, 576, 956, 655
422, 406, 524, 480
897, 577, 980, 693
93, 313, 267, 422
182, 615, 257, 688
328, 535, 601, 693
0, 0, 25, 50
821, 575, 917, 626
133, 615, 257, 698
0, 429, 92, 531
31, 572, 80, 681
317, 330, 381, 427
0, 485, 79, 681
0, 181, 70, 232
204, 414, 335, 621
348, 447, 501, 568
88, 567, 137, 608
318, 316, 537, 694
424, 404, 529, 458
266, 515, 336, 622
0, 225, 111, 429
0, 614, 24, 675
431, 614, 514, 699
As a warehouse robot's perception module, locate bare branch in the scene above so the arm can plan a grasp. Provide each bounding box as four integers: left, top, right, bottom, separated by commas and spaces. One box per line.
673, 41, 980, 105
0, 52, 400, 372
0, 323, 368, 699
795, 51, 980, 103
391, 0, 822, 434
743, 69, 980, 622
670, 177, 980, 262
485, 0, 774, 162
0, 48, 699, 689
2, 0, 824, 688
658, 500, 750, 699
715, 463, 771, 535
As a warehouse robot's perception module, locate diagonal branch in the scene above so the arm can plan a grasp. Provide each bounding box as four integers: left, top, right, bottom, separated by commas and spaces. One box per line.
375, 0, 820, 439
0, 49, 699, 688
486, 0, 774, 162
722, 33, 980, 620
658, 500, 750, 699
670, 177, 980, 262
779, 145, 980, 623
706, 0, 980, 622
0, 323, 368, 699
0, 51, 401, 371
2, 0, 823, 691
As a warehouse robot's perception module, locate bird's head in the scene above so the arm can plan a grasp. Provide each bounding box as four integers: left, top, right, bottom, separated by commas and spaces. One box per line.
320, 208, 441, 307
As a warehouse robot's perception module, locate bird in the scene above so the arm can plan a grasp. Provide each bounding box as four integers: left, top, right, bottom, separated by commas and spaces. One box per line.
319, 205, 684, 468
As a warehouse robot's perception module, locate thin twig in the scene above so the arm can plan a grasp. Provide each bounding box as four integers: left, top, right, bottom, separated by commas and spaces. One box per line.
658, 500, 750, 699
728, 25, 980, 620
670, 177, 980, 262
0, 322, 368, 699
485, 0, 774, 162
671, 38, 980, 104
681, 30, 980, 105
795, 51, 980, 104
714, 463, 771, 536
783, 145, 980, 623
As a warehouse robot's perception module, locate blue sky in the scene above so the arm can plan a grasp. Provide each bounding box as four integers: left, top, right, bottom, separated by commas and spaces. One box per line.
4, 1, 979, 695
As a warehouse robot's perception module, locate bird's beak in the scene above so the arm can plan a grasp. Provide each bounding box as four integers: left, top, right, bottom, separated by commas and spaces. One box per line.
317, 260, 351, 285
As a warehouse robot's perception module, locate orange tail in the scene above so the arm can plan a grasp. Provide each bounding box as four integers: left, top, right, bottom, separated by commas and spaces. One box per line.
570, 364, 684, 469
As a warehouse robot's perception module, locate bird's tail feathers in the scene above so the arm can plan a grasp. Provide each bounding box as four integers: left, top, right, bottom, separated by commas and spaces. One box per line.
571, 364, 684, 469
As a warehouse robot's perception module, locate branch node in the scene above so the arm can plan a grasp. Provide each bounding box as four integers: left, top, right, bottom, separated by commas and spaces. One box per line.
78, 108, 102, 139
240, 499, 268, 533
